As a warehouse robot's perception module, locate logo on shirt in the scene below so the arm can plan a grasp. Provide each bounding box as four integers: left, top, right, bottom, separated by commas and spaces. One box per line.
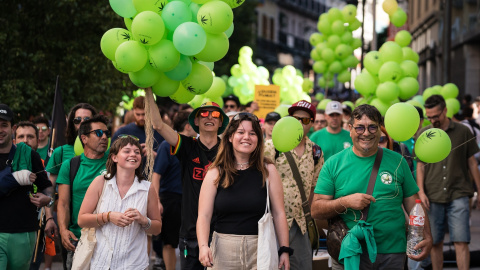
192, 162, 212, 181
343, 142, 351, 149
380, 172, 393, 185
192, 157, 200, 164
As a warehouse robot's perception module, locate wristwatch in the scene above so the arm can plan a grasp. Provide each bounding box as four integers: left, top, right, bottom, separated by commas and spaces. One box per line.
47, 196, 54, 208
278, 246, 294, 257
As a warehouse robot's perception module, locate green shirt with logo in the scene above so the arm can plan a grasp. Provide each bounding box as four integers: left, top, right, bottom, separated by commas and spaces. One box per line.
36, 144, 48, 161
310, 128, 352, 161
56, 153, 108, 238
315, 147, 419, 253
46, 144, 75, 175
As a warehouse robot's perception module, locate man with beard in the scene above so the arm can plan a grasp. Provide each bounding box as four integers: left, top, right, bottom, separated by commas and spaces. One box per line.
56, 115, 110, 269
417, 95, 480, 270
312, 104, 432, 269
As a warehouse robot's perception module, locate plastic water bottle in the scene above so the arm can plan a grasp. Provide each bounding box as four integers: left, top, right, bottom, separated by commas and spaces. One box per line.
406, 199, 425, 256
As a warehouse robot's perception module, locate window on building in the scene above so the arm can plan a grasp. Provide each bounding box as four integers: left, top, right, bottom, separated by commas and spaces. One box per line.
425, 0, 428, 11
262, 14, 268, 39
270, 17, 275, 41
417, 0, 421, 19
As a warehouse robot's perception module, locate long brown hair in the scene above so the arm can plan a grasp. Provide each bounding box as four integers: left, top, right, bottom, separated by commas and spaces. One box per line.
210, 113, 271, 188
380, 126, 393, 150
104, 136, 145, 182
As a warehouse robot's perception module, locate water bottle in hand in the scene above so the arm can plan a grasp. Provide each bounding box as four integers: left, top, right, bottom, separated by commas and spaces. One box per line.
407, 199, 425, 256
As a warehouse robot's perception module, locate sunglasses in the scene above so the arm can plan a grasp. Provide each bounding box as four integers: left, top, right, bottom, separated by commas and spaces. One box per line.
314, 120, 327, 125
197, 110, 221, 119
224, 105, 237, 109
352, 125, 378, 135
37, 126, 48, 131
379, 136, 388, 143
118, 134, 139, 141
85, 129, 111, 138
232, 112, 259, 122
293, 116, 313, 125
73, 116, 90, 125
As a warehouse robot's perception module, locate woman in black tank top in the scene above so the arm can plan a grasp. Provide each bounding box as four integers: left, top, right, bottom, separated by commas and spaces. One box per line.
196, 112, 291, 269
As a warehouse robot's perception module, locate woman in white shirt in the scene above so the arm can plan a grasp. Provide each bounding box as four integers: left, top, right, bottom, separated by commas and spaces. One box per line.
78, 136, 161, 269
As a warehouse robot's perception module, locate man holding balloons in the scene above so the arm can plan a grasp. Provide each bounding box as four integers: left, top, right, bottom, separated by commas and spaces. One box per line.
417, 95, 480, 270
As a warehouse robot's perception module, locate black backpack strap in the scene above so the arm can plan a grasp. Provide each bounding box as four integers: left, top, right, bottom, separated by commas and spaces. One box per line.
275, 149, 280, 161
312, 144, 322, 166
69, 155, 81, 225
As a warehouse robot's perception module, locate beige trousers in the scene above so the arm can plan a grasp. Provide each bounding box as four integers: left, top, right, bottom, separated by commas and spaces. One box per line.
209, 231, 258, 270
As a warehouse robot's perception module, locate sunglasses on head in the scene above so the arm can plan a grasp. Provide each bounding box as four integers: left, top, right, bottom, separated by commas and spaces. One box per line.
379, 136, 388, 143
73, 116, 90, 125
85, 129, 111, 138
118, 134, 139, 141
352, 125, 378, 135
293, 116, 313, 125
232, 112, 259, 122
197, 110, 221, 119
37, 126, 48, 131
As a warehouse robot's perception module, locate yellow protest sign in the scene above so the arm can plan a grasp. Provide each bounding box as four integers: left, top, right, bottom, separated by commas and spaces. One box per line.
254, 85, 280, 120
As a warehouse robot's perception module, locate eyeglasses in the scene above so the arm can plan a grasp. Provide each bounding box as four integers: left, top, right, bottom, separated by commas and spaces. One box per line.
379, 136, 387, 143
352, 125, 378, 134
118, 134, 139, 141
293, 116, 313, 125
314, 120, 327, 125
85, 129, 111, 138
426, 112, 442, 121
197, 110, 221, 119
232, 112, 259, 122
224, 105, 237, 109
37, 126, 48, 131
73, 116, 90, 125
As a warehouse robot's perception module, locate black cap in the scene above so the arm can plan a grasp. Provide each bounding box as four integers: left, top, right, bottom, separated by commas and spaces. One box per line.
223, 95, 240, 107
0, 104, 14, 123
265, 112, 281, 122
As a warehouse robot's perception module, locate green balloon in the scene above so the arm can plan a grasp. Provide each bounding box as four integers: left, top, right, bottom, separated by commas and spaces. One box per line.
309, 33, 323, 46
315, 93, 324, 101
197, 1, 233, 34
317, 99, 332, 110
165, 54, 192, 81
397, 77, 419, 100
101, 28, 133, 61
403, 47, 419, 63
348, 19, 361, 31
395, 30, 412, 47
317, 19, 332, 35
74, 136, 83, 156
220, 0, 245, 9
132, 11, 165, 46
188, 94, 205, 108
129, 63, 161, 88
351, 37, 362, 49
378, 61, 403, 83
364, 51, 382, 76
199, 61, 214, 70
124, 17, 134, 32
383, 0, 398, 15
354, 71, 377, 96
400, 60, 419, 78
115, 40, 148, 72
406, 100, 423, 109
148, 39, 180, 72
432, 85, 443, 93
110, 0, 137, 18
441, 83, 459, 99
342, 101, 355, 110
205, 77, 226, 98
112, 61, 128, 74
132, 0, 167, 14
331, 20, 345, 35
302, 79, 314, 92
181, 62, 213, 94
412, 95, 424, 106
169, 83, 195, 104
224, 22, 234, 38
342, 55, 359, 68
328, 61, 343, 74
385, 103, 420, 141
194, 32, 229, 62
162, 1, 192, 32
324, 71, 334, 81
422, 87, 440, 102
321, 48, 335, 64
192, 0, 210, 4
327, 35, 341, 50
446, 98, 460, 116
341, 31, 353, 44
335, 44, 352, 60
315, 42, 327, 55
272, 116, 304, 152
189, 3, 201, 22
342, 4, 357, 23
376, 81, 399, 103
173, 22, 207, 56
379, 41, 403, 63
152, 72, 180, 97
337, 69, 351, 83
370, 98, 390, 116
317, 77, 326, 88
415, 128, 451, 163
327, 8, 343, 22
274, 104, 290, 117
391, 9, 407, 28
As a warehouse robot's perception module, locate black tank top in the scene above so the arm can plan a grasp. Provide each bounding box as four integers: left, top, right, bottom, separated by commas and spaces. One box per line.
214, 166, 267, 235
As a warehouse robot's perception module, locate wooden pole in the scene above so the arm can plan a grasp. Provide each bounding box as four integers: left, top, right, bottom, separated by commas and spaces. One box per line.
33, 207, 45, 262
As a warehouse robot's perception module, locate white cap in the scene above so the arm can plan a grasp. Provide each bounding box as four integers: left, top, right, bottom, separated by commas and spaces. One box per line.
325, 101, 343, 115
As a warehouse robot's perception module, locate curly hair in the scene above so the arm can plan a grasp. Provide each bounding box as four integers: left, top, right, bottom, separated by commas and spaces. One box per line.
66, 103, 98, 145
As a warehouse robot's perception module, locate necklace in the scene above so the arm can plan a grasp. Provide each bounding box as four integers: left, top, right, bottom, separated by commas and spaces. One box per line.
236, 161, 249, 170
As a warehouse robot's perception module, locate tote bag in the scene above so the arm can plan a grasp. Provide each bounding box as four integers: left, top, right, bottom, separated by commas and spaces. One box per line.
71, 180, 107, 270
257, 179, 279, 270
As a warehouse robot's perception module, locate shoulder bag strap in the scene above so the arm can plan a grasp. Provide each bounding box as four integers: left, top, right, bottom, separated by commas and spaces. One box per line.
361, 147, 383, 221
284, 151, 311, 218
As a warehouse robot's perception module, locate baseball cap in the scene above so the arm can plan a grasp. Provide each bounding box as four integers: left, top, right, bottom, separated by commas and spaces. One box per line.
265, 112, 281, 122
0, 104, 14, 123
223, 95, 240, 108
325, 101, 343, 115
288, 100, 316, 121
189, 102, 229, 134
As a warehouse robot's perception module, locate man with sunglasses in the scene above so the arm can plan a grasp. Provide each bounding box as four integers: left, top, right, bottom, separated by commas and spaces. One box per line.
312, 104, 432, 269
56, 115, 110, 269
416, 95, 480, 270
148, 98, 229, 270
310, 101, 352, 162
264, 100, 323, 270
223, 95, 240, 113
32, 116, 50, 160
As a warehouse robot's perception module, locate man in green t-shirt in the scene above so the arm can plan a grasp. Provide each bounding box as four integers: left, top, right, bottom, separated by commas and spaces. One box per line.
57, 115, 109, 269
312, 104, 432, 269
310, 101, 352, 161
32, 116, 50, 161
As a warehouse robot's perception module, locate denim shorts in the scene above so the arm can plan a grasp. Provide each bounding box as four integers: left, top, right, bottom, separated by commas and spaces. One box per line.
428, 196, 470, 244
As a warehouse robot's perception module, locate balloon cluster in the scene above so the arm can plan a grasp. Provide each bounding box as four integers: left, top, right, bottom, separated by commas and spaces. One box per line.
382, 0, 407, 27
309, 5, 361, 88
227, 46, 270, 105
423, 83, 460, 117
101, 0, 240, 103
187, 76, 227, 108
271, 66, 312, 104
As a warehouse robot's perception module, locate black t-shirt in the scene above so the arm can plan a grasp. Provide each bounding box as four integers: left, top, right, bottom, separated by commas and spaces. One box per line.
214, 167, 266, 235
0, 147, 51, 233
172, 134, 219, 239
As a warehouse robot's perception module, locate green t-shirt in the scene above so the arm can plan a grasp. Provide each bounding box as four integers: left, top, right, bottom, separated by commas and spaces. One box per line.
56, 153, 108, 238
36, 144, 48, 161
310, 128, 352, 161
315, 147, 419, 253
45, 144, 75, 175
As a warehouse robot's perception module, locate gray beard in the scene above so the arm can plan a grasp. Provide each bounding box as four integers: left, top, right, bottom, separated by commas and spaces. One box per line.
362, 147, 370, 153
